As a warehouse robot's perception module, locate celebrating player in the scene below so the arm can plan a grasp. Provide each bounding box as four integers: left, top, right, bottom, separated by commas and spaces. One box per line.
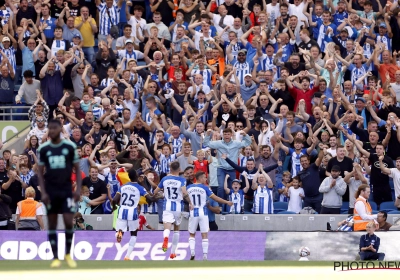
153, 161, 192, 259
187, 171, 233, 260
112, 169, 154, 260
37, 119, 82, 268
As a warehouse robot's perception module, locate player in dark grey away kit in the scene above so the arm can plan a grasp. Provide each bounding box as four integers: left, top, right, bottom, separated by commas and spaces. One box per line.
37, 119, 82, 268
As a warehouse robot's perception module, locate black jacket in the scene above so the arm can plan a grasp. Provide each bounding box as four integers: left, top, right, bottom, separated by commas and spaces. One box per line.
0, 194, 12, 221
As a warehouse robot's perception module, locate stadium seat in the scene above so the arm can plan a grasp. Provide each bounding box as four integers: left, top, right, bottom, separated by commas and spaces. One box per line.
273, 202, 289, 210
244, 211, 253, 214
387, 210, 400, 214
341, 202, 349, 211
379, 202, 397, 211
273, 209, 286, 214
277, 211, 297, 214
371, 210, 379, 214
369, 201, 378, 211
340, 209, 348, 214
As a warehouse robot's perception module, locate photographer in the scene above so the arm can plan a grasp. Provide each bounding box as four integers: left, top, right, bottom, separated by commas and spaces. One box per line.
359, 222, 385, 261
73, 212, 93, 230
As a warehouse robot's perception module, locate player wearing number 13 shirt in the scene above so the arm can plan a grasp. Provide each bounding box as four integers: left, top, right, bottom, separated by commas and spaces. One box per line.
153, 161, 192, 259
187, 171, 232, 260
37, 119, 82, 269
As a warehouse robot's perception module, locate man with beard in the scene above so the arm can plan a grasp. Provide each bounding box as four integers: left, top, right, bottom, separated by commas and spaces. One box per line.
39, 58, 65, 114
319, 165, 346, 214
352, 139, 394, 206
298, 152, 324, 213
25, 116, 48, 145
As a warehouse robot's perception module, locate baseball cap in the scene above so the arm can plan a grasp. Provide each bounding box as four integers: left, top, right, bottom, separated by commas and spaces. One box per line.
238, 49, 247, 54
331, 165, 341, 172
254, 116, 263, 124
265, 43, 274, 49
356, 97, 366, 103
2, 37, 10, 42
71, 96, 80, 101
73, 34, 81, 39
244, 73, 252, 78
379, 23, 387, 28
313, 92, 322, 98
125, 39, 134, 44
232, 179, 241, 184
340, 28, 349, 33
114, 118, 122, 124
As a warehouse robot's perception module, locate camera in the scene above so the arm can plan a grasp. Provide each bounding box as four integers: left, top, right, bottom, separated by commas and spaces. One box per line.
76, 217, 84, 224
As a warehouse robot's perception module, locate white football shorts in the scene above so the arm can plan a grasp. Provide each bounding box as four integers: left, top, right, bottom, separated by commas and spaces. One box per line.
116, 218, 139, 232
188, 216, 209, 234
163, 210, 182, 225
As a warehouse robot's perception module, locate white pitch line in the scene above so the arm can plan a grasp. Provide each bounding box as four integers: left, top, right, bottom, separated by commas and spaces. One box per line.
1, 266, 398, 280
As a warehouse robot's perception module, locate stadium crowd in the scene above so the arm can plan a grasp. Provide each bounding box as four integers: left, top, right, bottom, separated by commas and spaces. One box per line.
1, 0, 400, 232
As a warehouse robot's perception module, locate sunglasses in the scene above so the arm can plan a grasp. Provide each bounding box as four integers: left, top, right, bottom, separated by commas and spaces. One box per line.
57, 117, 64, 119
36, 119, 44, 122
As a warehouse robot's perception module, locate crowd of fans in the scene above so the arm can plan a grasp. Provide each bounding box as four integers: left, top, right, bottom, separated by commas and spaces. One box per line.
1, 0, 400, 231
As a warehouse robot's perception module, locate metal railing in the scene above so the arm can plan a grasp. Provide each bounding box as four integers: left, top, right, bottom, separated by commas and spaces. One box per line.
0, 106, 30, 120
0, 106, 31, 144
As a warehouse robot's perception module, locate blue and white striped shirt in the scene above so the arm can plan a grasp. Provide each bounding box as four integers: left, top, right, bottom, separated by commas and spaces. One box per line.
98, 3, 120, 36
229, 189, 244, 214
117, 50, 144, 69
187, 183, 213, 217
253, 186, 274, 214
0, 46, 16, 73
230, 58, 251, 85
192, 69, 212, 88
158, 175, 187, 212
159, 153, 177, 174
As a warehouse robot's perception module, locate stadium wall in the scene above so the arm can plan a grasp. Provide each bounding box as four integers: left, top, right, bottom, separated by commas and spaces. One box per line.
1, 231, 399, 261
17, 214, 400, 231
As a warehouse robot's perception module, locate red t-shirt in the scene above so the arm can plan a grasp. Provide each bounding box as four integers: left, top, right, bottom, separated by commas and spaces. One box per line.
289, 85, 320, 114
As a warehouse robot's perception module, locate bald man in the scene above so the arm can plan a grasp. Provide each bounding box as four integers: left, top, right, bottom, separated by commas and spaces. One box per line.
93, 97, 111, 120
168, 126, 184, 154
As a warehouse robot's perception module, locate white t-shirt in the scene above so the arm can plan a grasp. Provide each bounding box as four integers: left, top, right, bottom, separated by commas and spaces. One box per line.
287, 187, 304, 213
212, 14, 234, 42
266, 4, 280, 23
127, 16, 147, 44
193, 31, 214, 50
326, 148, 337, 158
289, 3, 307, 22
389, 168, 400, 198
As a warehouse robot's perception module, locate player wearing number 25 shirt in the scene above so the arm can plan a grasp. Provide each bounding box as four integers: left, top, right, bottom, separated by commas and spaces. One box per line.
112, 169, 154, 260
186, 171, 232, 260
153, 161, 192, 259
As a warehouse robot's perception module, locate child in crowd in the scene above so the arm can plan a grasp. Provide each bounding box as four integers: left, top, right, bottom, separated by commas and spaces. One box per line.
192, 150, 209, 183
79, 186, 92, 215
277, 171, 291, 203
287, 176, 305, 213
224, 174, 250, 214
